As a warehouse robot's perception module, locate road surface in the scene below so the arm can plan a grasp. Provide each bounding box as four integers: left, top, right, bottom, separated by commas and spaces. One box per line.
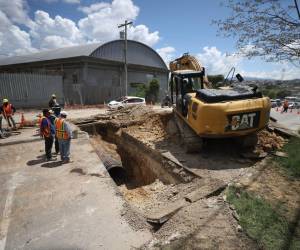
271, 108, 300, 132
0, 128, 151, 250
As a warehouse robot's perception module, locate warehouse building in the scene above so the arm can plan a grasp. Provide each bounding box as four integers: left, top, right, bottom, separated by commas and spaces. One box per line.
0, 40, 169, 105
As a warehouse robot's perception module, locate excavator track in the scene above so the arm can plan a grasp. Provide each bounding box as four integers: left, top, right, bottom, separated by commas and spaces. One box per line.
235, 133, 258, 149
173, 112, 203, 153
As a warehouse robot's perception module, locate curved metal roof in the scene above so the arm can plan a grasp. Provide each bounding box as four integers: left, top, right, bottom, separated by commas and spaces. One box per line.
0, 43, 101, 66
0, 40, 168, 70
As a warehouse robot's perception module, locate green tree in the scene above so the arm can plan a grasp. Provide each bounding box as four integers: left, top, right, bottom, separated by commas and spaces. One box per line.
145, 79, 160, 103
130, 82, 147, 97
276, 89, 292, 99
262, 89, 277, 99
214, 0, 300, 66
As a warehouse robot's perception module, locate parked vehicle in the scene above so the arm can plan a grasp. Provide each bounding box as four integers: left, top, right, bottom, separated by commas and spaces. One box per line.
270, 100, 277, 108
161, 95, 172, 108
107, 96, 146, 110
288, 102, 300, 109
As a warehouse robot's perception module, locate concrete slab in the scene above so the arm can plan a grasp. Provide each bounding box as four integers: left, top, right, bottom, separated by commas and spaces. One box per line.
0, 128, 151, 250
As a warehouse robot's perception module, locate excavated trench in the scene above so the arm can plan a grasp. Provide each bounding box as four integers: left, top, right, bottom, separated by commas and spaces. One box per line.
79, 120, 192, 189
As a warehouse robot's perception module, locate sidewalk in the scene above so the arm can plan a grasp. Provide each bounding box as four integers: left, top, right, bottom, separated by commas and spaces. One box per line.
0, 128, 151, 250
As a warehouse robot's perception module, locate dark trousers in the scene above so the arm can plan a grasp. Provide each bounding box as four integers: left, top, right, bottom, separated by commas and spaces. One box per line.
44, 136, 54, 159
5, 116, 16, 128
55, 137, 59, 153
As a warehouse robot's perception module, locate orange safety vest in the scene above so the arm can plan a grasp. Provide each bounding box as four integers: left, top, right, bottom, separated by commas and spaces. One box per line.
3, 104, 13, 117
55, 118, 69, 140
40, 117, 51, 137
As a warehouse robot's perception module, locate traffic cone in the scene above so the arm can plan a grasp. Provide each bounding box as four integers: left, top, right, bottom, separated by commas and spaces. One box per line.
19, 113, 25, 128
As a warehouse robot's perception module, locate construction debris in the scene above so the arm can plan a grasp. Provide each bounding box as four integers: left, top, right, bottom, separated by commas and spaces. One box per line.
184, 181, 226, 203
146, 200, 186, 224
256, 130, 285, 152
273, 151, 288, 158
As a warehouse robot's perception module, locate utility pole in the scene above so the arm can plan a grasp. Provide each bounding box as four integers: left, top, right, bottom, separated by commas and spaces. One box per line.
118, 20, 133, 96
295, 0, 300, 20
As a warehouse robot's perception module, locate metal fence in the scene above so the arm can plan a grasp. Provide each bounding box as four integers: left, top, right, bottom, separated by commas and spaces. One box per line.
0, 73, 63, 108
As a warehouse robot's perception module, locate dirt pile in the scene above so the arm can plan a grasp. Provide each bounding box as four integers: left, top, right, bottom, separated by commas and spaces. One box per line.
257, 130, 285, 152
99, 105, 157, 126
125, 113, 170, 147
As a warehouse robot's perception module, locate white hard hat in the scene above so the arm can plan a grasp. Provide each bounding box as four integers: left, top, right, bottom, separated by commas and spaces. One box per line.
60, 111, 68, 117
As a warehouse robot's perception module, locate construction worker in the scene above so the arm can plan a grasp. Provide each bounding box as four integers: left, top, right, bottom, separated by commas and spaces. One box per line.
0, 111, 3, 138
0, 109, 2, 133
40, 108, 56, 161
1, 99, 16, 129
51, 104, 61, 154
48, 110, 59, 155
49, 94, 58, 108
55, 111, 72, 163
282, 99, 289, 113
52, 103, 61, 117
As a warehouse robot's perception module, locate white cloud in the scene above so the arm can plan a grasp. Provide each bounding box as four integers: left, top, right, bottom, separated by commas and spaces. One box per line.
78, 0, 139, 42
30, 10, 84, 49
156, 46, 176, 64
195, 46, 299, 80
197, 46, 242, 75
128, 25, 159, 46
0, 0, 32, 25
77, 0, 159, 46
78, 2, 111, 14
0, 9, 36, 57
63, 0, 80, 3
241, 67, 300, 80
43, 0, 80, 3
0, 0, 160, 53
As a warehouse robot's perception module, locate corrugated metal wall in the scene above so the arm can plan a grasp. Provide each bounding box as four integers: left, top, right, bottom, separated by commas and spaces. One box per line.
0, 73, 63, 108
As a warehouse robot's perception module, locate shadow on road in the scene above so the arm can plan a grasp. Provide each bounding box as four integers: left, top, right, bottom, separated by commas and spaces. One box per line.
41, 161, 62, 168
26, 159, 45, 166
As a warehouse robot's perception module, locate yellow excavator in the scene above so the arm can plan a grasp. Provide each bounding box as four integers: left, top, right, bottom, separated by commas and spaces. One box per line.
169, 53, 271, 152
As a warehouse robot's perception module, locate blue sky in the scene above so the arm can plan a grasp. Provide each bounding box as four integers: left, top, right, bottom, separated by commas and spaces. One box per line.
0, 0, 299, 79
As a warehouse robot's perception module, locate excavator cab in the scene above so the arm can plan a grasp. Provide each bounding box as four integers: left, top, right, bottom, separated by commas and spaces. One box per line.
170, 70, 205, 117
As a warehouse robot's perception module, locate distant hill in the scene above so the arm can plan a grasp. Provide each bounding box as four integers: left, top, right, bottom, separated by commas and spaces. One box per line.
242, 77, 300, 85
244, 76, 272, 81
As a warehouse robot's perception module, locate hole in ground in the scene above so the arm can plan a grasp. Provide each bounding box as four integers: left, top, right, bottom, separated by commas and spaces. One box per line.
80, 123, 181, 189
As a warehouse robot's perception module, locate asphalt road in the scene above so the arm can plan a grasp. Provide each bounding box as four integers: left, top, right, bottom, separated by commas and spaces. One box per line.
270, 108, 300, 132
0, 128, 151, 250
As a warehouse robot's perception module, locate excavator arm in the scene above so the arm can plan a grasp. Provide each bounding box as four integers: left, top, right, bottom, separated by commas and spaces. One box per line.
169, 53, 211, 88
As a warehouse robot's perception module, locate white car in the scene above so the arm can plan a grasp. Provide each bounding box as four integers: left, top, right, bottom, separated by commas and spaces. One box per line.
107, 96, 146, 110
288, 102, 299, 109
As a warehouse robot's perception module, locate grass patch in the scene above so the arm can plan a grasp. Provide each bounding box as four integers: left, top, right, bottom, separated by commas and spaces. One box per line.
226, 186, 290, 250
275, 137, 300, 178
